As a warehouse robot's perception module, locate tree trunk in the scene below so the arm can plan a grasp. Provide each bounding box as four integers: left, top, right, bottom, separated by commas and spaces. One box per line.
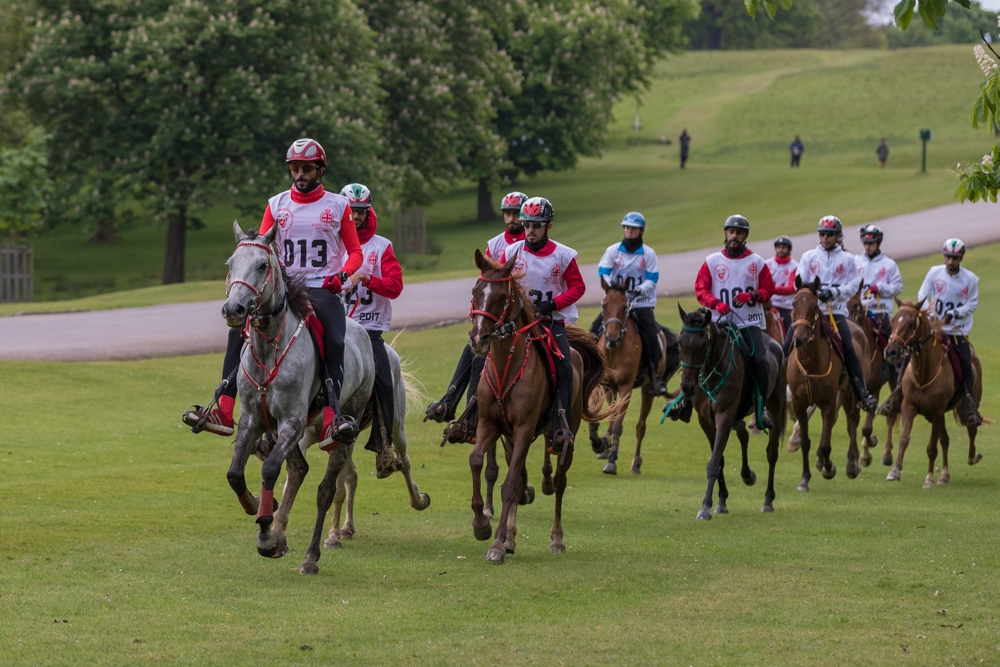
477, 177, 498, 222
163, 206, 186, 284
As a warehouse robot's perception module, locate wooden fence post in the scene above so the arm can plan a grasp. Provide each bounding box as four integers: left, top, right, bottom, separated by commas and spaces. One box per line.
0, 244, 34, 302
393, 208, 426, 254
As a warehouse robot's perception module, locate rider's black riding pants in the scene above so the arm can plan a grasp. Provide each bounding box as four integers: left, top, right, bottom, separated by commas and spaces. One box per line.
949, 334, 976, 394
545, 319, 573, 420
308, 288, 347, 407
739, 325, 769, 398
364, 330, 394, 452
833, 313, 867, 400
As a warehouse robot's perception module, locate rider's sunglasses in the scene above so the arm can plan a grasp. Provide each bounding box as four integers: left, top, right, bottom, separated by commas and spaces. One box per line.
521, 221, 547, 230
818, 231, 837, 238
288, 163, 317, 175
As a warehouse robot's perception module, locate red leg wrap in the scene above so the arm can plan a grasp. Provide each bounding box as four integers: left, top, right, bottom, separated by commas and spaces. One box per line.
319, 440, 344, 453
256, 487, 274, 521
237, 490, 256, 515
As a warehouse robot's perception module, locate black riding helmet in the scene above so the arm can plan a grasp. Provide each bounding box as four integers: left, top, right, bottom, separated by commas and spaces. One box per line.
723, 214, 750, 232
520, 196, 554, 223
859, 224, 883, 244
774, 235, 793, 250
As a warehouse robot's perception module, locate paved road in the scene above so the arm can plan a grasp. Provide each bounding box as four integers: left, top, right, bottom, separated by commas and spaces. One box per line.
2, 201, 997, 362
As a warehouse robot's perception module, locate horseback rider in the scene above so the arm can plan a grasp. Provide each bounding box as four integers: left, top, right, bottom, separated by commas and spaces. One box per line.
856, 224, 902, 340
791, 215, 879, 412
340, 183, 405, 478
591, 212, 667, 395
917, 238, 982, 426
766, 235, 797, 334
183, 138, 362, 449
693, 214, 777, 428
500, 196, 586, 450
425, 192, 528, 430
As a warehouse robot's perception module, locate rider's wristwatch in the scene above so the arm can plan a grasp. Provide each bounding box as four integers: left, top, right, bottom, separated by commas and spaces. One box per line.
337, 271, 350, 284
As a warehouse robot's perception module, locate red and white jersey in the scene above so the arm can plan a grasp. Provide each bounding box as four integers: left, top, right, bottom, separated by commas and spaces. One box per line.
856, 252, 902, 316
917, 265, 979, 336
702, 251, 768, 328
502, 240, 583, 324
347, 235, 395, 331
765, 256, 798, 310
262, 186, 359, 288
485, 229, 525, 262
797, 244, 860, 317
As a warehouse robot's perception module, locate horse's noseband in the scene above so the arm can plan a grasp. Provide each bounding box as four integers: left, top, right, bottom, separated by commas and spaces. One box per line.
470, 274, 519, 338
889, 305, 934, 353
226, 241, 278, 322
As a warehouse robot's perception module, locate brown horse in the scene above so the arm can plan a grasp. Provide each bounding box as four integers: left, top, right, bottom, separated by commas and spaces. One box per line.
675, 306, 786, 519
589, 276, 679, 475
467, 250, 613, 562
786, 276, 871, 489
846, 287, 897, 468
883, 298, 984, 487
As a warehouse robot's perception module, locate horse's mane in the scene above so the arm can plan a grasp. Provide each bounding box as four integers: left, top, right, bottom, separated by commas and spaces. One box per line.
604, 276, 627, 293
478, 253, 537, 323
897, 298, 947, 337
240, 227, 314, 320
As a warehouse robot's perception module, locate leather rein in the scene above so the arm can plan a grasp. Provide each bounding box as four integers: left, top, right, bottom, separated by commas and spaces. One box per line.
888, 305, 937, 354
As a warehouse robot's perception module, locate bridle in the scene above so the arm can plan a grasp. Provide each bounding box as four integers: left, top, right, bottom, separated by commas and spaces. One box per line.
226, 241, 285, 334
470, 273, 521, 340
889, 304, 936, 353
790, 289, 821, 348
602, 289, 632, 348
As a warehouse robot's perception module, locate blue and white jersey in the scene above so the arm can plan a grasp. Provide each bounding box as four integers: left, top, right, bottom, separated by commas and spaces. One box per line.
597, 242, 659, 308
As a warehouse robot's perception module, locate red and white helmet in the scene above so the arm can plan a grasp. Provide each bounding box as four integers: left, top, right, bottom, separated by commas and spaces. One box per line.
340, 183, 372, 209
286, 138, 326, 166
943, 238, 965, 257
500, 191, 528, 212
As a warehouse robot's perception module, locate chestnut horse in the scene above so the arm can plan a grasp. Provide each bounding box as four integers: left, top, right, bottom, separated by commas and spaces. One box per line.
467, 250, 613, 562
675, 306, 786, 519
589, 276, 679, 475
846, 286, 897, 468
786, 276, 871, 490
883, 298, 984, 487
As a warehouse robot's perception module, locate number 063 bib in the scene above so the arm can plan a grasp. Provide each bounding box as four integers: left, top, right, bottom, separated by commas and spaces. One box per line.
705, 251, 766, 328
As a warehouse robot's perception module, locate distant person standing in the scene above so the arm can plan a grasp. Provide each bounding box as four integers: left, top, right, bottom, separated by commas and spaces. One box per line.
789, 136, 804, 167
876, 139, 889, 169
679, 129, 691, 169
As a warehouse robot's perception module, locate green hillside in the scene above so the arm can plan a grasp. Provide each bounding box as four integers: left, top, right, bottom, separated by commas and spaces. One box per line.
23, 46, 995, 303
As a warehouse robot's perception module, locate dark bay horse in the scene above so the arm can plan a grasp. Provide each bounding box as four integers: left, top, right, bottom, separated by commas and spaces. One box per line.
675, 306, 786, 520
589, 276, 679, 475
786, 277, 871, 490
468, 250, 614, 562
883, 298, 984, 487
846, 287, 896, 468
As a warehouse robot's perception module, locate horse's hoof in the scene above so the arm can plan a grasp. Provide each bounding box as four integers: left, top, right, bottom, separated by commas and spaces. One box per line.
473, 519, 492, 541
886, 468, 901, 481
860, 451, 872, 467
257, 543, 278, 558
696, 508, 712, 521
339, 525, 355, 540
969, 454, 983, 466
483, 505, 494, 519
485, 547, 505, 563
714, 503, 728, 515
602, 462, 617, 475
505, 544, 515, 555
846, 463, 860, 480
590, 437, 605, 455
519, 484, 535, 506
742, 470, 757, 486
631, 465, 641, 475
416, 493, 431, 511
541, 477, 554, 496
268, 532, 288, 559
596, 450, 609, 460
881, 454, 893, 466
761, 504, 774, 513
797, 481, 809, 492
937, 475, 950, 485
299, 561, 319, 575
323, 539, 342, 549
550, 542, 566, 555
821, 464, 837, 480
923, 476, 935, 490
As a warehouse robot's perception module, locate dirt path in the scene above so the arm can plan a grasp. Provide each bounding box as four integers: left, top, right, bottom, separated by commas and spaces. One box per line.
1, 200, 996, 362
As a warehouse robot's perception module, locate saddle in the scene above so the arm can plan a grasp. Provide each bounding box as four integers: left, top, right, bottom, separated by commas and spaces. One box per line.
820, 319, 845, 362
867, 311, 891, 351
941, 336, 963, 385
304, 311, 325, 361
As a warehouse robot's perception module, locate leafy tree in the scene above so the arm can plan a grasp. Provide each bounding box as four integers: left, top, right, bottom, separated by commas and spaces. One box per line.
0, 1, 35, 149
886, 0, 998, 47
3, 0, 385, 284
0, 127, 52, 240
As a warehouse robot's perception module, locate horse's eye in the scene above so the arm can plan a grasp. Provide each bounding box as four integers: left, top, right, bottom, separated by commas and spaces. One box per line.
259, 262, 268, 271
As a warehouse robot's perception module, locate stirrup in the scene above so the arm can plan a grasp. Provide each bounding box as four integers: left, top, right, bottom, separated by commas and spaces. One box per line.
181, 403, 234, 436
375, 447, 404, 479
962, 392, 983, 427
758, 408, 774, 430
424, 385, 458, 423
319, 415, 359, 451
440, 397, 477, 446
547, 409, 574, 454
878, 384, 903, 417
664, 398, 692, 423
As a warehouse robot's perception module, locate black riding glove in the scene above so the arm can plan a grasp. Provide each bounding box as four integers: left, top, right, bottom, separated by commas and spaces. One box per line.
944, 310, 955, 325
626, 290, 640, 302
537, 300, 556, 317
818, 287, 834, 303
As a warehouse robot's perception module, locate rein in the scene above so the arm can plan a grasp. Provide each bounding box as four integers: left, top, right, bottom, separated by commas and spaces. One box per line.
679, 322, 738, 405
891, 305, 946, 394
790, 295, 835, 405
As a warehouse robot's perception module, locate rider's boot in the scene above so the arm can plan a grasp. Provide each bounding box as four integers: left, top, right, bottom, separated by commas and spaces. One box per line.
648, 358, 668, 396
879, 382, 903, 416
319, 379, 359, 451
548, 407, 575, 454
182, 394, 235, 436
664, 396, 692, 423
442, 396, 478, 445
425, 384, 460, 423
961, 389, 983, 427
851, 376, 879, 413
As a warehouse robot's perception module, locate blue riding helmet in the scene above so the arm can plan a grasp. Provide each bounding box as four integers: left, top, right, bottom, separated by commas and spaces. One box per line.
621, 211, 646, 229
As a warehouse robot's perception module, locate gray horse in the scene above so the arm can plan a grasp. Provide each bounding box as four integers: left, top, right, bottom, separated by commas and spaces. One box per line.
223, 220, 427, 575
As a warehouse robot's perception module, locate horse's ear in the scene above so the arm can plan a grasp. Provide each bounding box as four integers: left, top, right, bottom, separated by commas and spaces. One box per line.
678, 303, 686, 320
502, 252, 518, 273
894, 296, 903, 308
794, 274, 802, 290
916, 297, 926, 310
233, 219, 245, 242
474, 248, 486, 271
261, 221, 278, 247
856, 281, 864, 296
811, 276, 820, 293
601, 275, 609, 292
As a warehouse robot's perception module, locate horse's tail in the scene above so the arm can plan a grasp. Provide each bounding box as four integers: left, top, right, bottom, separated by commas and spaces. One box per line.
388, 331, 429, 415
566, 326, 620, 423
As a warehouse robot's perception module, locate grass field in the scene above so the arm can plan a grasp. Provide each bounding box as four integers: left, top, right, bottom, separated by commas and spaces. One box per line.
19, 46, 995, 304
3, 245, 1000, 665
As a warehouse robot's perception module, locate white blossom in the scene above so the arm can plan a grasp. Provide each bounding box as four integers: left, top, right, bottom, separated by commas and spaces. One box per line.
975, 45, 997, 77
984, 154, 995, 169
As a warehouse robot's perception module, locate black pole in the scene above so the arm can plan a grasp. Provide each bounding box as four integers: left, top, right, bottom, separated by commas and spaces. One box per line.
921, 138, 927, 173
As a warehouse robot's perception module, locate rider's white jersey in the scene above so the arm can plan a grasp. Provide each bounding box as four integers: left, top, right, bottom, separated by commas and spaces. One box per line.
597, 242, 659, 308
347, 234, 394, 332
765, 256, 798, 310
503, 240, 580, 324
267, 189, 351, 288
797, 244, 860, 317
917, 264, 979, 336
705, 251, 767, 329
856, 252, 902, 316
485, 230, 523, 262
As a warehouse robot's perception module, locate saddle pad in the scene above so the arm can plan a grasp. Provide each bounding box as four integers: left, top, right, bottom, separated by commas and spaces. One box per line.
942, 337, 963, 385
821, 319, 845, 362
868, 311, 891, 351
531, 325, 560, 391
305, 312, 326, 362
